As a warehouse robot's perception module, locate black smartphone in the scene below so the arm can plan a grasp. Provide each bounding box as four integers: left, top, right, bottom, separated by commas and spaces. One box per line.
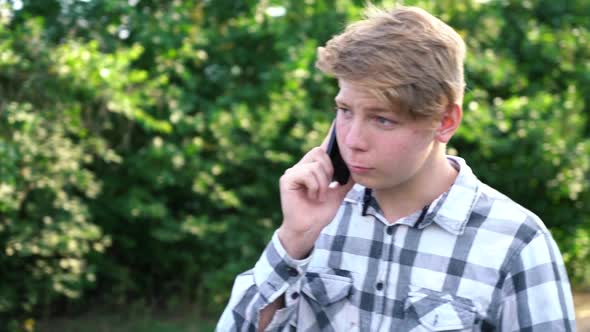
327, 126, 350, 185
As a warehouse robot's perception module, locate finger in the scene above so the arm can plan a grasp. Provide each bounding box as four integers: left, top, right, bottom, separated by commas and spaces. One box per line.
297, 146, 326, 166
314, 149, 334, 182
282, 165, 322, 201
327, 176, 355, 200
291, 162, 331, 202
308, 169, 323, 201
311, 163, 330, 202
299, 148, 334, 187
298, 163, 329, 202
290, 158, 331, 185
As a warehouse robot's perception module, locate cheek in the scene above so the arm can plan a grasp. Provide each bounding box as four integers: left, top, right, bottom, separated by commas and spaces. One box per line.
335, 120, 346, 139
404, 129, 436, 151
367, 138, 407, 167
335, 127, 346, 151
375, 132, 432, 163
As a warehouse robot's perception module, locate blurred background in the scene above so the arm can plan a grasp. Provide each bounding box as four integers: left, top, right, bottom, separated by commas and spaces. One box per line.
0, 0, 589, 331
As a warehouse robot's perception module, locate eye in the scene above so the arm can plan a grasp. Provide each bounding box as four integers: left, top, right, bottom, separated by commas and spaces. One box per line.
375, 116, 395, 126
335, 107, 352, 117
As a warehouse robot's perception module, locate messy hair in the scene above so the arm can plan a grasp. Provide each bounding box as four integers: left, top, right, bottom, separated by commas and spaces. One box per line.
316, 5, 466, 119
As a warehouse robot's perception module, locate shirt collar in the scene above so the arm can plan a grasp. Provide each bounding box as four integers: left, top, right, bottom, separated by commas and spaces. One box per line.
343, 155, 480, 235
422, 155, 480, 235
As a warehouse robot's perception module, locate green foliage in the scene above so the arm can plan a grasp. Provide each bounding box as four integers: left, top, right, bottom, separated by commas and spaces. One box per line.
0, 20, 104, 329
37, 301, 215, 332
441, 0, 590, 286
0, 0, 589, 330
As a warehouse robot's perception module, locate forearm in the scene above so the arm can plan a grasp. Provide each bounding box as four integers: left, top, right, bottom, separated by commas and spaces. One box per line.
258, 294, 285, 331
217, 231, 312, 331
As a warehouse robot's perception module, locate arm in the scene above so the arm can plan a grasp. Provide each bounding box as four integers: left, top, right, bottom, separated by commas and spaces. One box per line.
216, 232, 312, 332
498, 231, 576, 331
218, 124, 355, 331
258, 294, 285, 331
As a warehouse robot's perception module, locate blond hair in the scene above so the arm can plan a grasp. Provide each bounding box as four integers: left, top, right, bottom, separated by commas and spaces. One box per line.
316, 5, 466, 119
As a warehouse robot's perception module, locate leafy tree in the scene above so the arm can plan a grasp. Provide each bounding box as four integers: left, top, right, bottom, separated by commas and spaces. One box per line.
0, 0, 588, 330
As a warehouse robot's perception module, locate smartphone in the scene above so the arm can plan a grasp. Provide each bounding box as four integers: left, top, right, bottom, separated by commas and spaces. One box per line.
327, 126, 350, 185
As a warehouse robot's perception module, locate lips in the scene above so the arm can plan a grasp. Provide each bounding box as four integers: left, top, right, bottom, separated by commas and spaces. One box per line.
348, 164, 374, 174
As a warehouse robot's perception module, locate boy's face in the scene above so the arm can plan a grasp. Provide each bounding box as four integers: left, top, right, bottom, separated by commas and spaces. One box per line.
334, 80, 441, 191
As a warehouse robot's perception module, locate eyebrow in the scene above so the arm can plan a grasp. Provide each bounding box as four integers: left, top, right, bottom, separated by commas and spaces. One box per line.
334, 97, 346, 105
365, 107, 391, 113
334, 99, 391, 113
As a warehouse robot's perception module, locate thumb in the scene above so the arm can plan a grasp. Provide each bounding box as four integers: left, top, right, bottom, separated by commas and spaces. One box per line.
328, 178, 355, 200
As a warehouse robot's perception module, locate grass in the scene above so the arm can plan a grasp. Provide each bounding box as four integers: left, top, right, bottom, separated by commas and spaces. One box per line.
36, 302, 218, 332
36, 292, 590, 331
39, 318, 215, 332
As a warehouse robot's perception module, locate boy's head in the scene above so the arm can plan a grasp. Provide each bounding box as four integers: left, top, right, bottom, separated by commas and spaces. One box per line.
316, 5, 466, 120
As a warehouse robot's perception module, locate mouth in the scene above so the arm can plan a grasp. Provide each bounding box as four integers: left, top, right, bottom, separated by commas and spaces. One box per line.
347, 164, 374, 174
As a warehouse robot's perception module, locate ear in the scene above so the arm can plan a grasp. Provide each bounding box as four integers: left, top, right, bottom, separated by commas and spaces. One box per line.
435, 103, 462, 143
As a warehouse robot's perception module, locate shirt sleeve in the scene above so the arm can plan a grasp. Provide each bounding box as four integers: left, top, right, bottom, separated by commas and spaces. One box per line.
498, 231, 576, 331
216, 230, 313, 331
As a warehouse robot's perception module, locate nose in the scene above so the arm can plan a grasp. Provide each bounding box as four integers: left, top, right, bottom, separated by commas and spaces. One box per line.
342, 119, 369, 152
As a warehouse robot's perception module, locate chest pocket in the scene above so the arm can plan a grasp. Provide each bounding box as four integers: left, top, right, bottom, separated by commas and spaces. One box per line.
405, 286, 478, 331
302, 271, 352, 305
298, 269, 359, 331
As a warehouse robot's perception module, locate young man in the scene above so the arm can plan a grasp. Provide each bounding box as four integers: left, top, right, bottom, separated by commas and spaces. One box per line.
217, 5, 576, 331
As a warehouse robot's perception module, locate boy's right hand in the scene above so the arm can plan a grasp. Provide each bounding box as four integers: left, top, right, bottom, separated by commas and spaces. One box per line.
277, 145, 354, 259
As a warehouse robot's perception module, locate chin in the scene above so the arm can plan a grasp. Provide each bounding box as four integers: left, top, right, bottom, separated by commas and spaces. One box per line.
354, 175, 402, 191
351, 175, 376, 188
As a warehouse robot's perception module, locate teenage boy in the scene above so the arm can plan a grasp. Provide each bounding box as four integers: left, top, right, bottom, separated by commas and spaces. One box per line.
217, 5, 576, 331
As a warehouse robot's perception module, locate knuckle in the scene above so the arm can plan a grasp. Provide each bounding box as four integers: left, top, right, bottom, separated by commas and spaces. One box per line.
308, 178, 319, 189
316, 146, 328, 156
308, 146, 323, 158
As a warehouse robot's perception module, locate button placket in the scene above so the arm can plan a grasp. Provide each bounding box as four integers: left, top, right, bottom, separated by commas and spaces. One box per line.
386, 225, 394, 235
285, 277, 303, 306
286, 266, 299, 278
376, 224, 395, 297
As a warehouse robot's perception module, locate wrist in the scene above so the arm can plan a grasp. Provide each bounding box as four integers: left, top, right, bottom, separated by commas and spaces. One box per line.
277, 225, 317, 260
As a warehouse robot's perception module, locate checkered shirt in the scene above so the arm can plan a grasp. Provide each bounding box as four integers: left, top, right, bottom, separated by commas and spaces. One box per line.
216, 156, 576, 331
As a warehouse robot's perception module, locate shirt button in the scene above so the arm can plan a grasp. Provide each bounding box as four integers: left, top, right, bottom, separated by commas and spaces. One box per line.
386, 226, 394, 235
286, 267, 298, 277
375, 282, 384, 290
291, 292, 299, 300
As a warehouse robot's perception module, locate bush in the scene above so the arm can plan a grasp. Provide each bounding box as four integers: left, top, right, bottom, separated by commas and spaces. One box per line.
0, 0, 588, 329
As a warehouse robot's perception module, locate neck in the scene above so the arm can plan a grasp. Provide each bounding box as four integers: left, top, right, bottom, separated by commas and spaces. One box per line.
373, 148, 458, 223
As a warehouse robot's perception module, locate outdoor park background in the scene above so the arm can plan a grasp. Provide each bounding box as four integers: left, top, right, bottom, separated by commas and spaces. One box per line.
0, 0, 589, 331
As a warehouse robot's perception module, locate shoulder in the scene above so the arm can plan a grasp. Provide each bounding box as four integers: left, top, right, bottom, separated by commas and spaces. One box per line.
469, 181, 551, 255
478, 182, 547, 229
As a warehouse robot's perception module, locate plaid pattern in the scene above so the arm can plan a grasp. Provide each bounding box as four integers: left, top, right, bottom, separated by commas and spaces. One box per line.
217, 156, 576, 331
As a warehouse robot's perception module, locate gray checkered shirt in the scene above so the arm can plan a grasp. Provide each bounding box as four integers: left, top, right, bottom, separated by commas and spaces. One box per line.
217, 156, 576, 331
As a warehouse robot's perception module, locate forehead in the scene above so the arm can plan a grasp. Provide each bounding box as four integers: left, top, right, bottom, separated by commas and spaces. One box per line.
334, 79, 437, 125
335, 80, 392, 111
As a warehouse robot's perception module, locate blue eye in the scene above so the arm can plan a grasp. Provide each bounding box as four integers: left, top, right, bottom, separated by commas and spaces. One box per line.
335, 107, 352, 117
376, 116, 394, 126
